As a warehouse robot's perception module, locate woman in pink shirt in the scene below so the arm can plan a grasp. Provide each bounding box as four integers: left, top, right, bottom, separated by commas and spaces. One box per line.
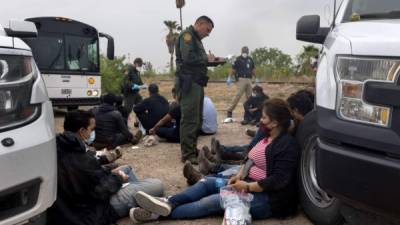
130, 99, 300, 222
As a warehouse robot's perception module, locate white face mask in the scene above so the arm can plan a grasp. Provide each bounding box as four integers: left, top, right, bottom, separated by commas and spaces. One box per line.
251, 92, 257, 97
87, 131, 96, 145
242, 53, 248, 58
137, 66, 143, 73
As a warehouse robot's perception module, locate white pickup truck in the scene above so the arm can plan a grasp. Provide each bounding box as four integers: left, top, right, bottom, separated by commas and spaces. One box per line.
0, 21, 56, 225
296, 0, 400, 224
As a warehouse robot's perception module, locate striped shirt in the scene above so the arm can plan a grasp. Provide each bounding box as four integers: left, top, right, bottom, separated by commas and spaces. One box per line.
248, 139, 269, 181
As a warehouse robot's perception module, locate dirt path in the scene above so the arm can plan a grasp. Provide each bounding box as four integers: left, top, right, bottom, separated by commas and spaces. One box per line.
54, 82, 314, 225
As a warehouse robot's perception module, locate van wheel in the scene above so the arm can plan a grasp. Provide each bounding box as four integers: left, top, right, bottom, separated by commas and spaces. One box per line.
296, 110, 344, 225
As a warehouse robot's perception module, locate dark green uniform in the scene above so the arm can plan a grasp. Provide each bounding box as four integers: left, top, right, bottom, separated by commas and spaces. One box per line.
121, 66, 143, 112
175, 26, 209, 162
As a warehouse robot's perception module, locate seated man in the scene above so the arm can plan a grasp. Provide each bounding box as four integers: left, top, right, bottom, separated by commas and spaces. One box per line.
47, 110, 164, 225
115, 95, 130, 125
149, 94, 217, 143
133, 83, 169, 134
92, 93, 141, 149
241, 85, 269, 125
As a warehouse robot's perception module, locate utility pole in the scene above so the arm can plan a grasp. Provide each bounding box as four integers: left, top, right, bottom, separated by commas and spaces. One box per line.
176, 0, 185, 29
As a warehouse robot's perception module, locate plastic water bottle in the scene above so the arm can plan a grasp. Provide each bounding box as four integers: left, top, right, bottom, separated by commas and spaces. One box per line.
215, 178, 225, 192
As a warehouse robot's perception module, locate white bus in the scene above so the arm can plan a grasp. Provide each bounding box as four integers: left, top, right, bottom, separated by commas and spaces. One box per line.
22, 17, 114, 109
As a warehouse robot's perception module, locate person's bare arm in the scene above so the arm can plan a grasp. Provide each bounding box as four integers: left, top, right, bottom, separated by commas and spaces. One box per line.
149, 114, 172, 135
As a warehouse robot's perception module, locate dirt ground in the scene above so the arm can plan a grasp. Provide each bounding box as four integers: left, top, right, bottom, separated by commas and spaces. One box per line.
54, 81, 314, 225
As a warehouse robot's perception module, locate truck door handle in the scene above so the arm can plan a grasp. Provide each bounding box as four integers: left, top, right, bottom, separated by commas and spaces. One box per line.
364, 81, 400, 107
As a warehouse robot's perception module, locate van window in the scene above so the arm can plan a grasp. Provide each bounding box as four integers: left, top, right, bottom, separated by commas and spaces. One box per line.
343, 0, 400, 22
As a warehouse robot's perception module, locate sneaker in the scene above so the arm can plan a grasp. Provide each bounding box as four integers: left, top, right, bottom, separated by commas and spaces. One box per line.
134, 191, 172, 217
183, 161, 203, 185
241, 120, 250, 125
129, 207, 159, 223
245, 129, 256, 137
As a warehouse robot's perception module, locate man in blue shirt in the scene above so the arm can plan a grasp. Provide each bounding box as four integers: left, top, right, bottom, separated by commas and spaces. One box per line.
226, 46, 256, 119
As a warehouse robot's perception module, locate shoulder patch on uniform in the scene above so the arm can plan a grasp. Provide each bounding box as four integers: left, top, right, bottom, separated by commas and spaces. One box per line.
183, 33, 192, 43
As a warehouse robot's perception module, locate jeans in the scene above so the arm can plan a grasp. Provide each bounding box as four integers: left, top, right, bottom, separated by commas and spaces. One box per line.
110, 166, 164, 218
168, 177, 271, 220
222, 144, 249, 154
156, 126, 180, 143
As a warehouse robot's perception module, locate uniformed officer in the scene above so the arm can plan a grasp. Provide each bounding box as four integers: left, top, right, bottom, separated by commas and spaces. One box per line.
226, 46, 256, 119
121, 57, 144, 113
175, 16, 216, 164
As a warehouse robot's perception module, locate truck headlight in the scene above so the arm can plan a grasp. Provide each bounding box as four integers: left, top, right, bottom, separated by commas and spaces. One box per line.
0, 55, 40, 132
335, 56, 398, 127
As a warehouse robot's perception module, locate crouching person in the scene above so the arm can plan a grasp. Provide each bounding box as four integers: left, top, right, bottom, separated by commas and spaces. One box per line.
47, 110, 164, 225
130, 99, 300, 223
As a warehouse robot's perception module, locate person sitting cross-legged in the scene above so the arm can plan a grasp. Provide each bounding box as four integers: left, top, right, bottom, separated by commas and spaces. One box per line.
47, 110, 165, 225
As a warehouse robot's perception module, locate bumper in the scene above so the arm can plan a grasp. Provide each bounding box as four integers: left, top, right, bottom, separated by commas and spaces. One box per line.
50, 97, 100, 106
0, 101, 57, 225
316, 107, 400, 220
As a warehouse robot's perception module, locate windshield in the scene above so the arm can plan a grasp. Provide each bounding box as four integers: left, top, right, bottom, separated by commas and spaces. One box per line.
24, 34, 65, 70
343, 0, 400, 22
23, 34, 99, 72
65, 35, 99, 72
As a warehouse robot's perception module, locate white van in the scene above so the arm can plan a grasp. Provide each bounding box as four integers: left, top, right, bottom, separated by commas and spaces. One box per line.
296, 0, 400, 224
0, 21, 56, 225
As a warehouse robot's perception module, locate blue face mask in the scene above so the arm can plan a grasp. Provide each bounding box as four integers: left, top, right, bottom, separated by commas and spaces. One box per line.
87, 131, 96, 145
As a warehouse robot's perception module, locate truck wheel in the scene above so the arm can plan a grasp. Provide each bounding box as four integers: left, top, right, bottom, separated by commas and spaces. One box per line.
296, 110, 344, 225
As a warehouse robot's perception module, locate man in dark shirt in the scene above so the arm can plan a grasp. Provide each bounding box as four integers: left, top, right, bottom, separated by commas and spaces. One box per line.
121, 57, 144, 113
149, 104, 181, 143
133, 83, 169, 134
242, 85, 269, 125
92, 93, 140, 149
226, 46, 256, 119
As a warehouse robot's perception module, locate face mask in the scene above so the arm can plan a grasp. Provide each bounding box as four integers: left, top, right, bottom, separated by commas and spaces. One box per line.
87, 131, 96, 145
242, 53, 248, 58
260, 121, 272, 138
251, 92, 257, 97
136, 66, 143, 73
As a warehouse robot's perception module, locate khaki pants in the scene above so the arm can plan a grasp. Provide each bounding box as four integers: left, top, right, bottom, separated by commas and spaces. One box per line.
228, 77, 252, 113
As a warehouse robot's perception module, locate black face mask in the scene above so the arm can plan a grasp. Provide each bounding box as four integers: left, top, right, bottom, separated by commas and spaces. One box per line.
260, 122, 272, 138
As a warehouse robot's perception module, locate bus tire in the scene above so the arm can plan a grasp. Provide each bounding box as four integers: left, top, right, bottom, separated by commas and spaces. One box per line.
296, 110, 344, 225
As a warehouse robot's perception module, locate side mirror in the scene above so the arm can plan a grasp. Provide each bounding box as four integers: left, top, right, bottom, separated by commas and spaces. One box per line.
296, 15, 329, 44
99, 32, 114, 60
5, 20, 37, 38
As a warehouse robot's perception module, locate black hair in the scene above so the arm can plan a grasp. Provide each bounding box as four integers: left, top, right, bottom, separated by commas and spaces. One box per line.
102, 93, 116, 105
115, 95, 123, 106
195, 16, 214, 28
133, 57, 143, 66
252, 85, 263, 94
64, 110, 93, 133
263, 98, 292, 133
148, 83, 159, 94
287, 90, 315, 116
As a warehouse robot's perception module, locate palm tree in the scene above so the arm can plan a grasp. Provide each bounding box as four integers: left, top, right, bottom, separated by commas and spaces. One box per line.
164, 20, 180, 73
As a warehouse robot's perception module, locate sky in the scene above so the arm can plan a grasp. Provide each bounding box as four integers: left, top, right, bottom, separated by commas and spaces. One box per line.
1, 0, 335, 72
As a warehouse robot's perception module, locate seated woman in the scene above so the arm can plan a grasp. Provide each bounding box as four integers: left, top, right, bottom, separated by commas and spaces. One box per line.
129, 98, 300, 222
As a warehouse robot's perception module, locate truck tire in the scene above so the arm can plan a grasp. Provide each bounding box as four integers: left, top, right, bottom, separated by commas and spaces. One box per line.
296, 110, 344, 225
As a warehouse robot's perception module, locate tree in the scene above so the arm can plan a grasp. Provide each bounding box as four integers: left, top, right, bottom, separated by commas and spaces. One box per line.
100, 55, 127, 94
163, 20, 180, 74
295, 45, 320, 76
251, 47, 294, 79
